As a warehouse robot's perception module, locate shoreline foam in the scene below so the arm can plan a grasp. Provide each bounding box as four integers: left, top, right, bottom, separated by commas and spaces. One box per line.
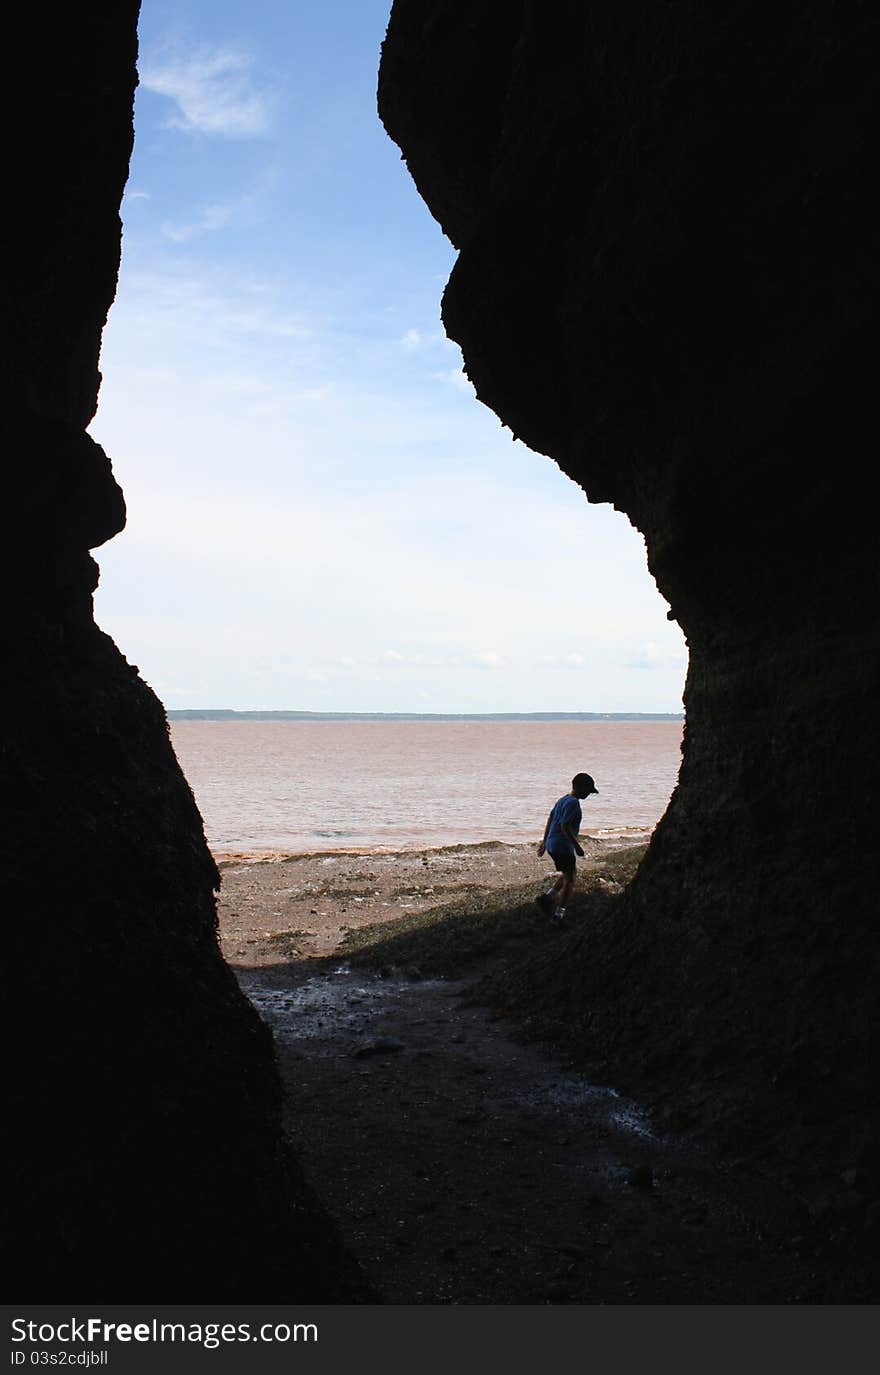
213, 829, 653, 867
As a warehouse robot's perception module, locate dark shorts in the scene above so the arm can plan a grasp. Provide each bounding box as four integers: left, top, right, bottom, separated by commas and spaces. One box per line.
547, 845, 576, 878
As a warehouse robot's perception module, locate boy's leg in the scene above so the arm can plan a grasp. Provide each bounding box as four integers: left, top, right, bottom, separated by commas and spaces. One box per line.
539, 850, 575, 917
537, 862, 565, 915
537, 871, 563, 913
554, 863, 575, 915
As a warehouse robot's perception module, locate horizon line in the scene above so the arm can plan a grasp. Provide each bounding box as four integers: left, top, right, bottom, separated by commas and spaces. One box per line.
167, 708, 684, 721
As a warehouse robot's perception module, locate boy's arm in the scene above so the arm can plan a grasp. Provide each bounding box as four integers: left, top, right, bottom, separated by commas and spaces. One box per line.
561, 822, 584, 857
536, 810, 554, 856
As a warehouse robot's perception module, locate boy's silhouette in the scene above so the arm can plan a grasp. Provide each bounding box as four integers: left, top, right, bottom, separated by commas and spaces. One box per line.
536, 772, 599, 922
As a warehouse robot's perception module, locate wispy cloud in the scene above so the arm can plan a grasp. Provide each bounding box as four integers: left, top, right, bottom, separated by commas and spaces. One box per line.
115, 268, 312, 345
438, 366, 476, 395
538, 652, 588, 669
140, 46, 272, 138
377, 648, 508, 672
626, 641, 688, 671
400, 327, 452, 353
397, 327, 476, 396
471, 650, 505, 670
161, 203, 234, 243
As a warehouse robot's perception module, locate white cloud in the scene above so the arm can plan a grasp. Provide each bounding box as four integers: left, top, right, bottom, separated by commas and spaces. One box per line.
91, 262, 688, 713
140, 47, 272, 138
537, 652, 588, 669
438, 367, 476, 395
401, 328, 454, 354
626, 641, 688, 671
161, 203, 234, 243
109, 267, 312, 347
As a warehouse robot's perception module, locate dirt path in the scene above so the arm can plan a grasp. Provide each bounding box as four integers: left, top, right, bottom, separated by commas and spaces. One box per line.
220, 846, 819, 1303
236, 971, 812, 1302
244, 961, 819, 1303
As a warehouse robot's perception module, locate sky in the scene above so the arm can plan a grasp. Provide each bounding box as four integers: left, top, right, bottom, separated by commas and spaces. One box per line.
89, 0, 688, 714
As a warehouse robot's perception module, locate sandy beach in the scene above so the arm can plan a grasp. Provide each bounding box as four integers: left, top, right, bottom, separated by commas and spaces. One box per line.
215, 836, 633, 964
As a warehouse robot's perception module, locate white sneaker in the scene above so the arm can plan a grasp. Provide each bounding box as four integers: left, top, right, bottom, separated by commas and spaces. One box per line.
553, 906, 566, 923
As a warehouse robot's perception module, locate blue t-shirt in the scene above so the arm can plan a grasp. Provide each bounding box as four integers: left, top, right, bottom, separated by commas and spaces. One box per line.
546, 794, 582, 854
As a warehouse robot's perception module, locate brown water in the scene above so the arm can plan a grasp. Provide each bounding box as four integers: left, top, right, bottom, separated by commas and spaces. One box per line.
169, 719, 683, 856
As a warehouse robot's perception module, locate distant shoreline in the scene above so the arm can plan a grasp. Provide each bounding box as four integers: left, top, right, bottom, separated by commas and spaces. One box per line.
167, 709, 684, 723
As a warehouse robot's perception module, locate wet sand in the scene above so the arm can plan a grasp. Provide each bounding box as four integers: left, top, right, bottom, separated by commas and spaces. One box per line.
216, 836, 631, 965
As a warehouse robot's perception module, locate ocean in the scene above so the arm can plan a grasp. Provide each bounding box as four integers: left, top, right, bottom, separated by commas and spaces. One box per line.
169, 718, 683, 857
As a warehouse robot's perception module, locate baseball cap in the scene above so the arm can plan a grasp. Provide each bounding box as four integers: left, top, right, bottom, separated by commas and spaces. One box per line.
573, 772, 599, 794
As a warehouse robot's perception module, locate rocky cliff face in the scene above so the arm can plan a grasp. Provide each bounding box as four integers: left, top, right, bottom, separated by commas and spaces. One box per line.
379, 1, 879, 1208
2, 4, 352, 1297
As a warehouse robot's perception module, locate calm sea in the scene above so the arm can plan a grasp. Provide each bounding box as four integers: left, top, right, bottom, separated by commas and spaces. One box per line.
169, 719, 683, 856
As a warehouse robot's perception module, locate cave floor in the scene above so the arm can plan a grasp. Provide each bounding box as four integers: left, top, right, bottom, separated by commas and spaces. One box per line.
217, 846, 853, 1304
236, 956, 825, 1305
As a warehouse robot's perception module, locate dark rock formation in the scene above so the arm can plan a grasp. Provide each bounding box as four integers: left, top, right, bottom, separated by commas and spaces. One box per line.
2, 5, 355, 1297
379, 0, 879, 1210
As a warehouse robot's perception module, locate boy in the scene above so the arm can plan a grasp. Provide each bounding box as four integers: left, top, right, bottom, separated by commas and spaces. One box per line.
536, 772, 599, 922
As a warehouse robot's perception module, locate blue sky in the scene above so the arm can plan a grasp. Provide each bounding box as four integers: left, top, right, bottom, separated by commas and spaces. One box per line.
89, 0, 687, 712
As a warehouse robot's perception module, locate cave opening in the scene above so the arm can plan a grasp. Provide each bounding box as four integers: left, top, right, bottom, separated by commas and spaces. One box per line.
79, 0, 691, 1295
8, 0, 877, 1309
88, 0, 688, 859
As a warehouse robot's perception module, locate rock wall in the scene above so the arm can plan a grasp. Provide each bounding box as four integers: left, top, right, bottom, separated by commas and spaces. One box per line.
2, 5, 353, 1297
379, 1, 879, 1204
